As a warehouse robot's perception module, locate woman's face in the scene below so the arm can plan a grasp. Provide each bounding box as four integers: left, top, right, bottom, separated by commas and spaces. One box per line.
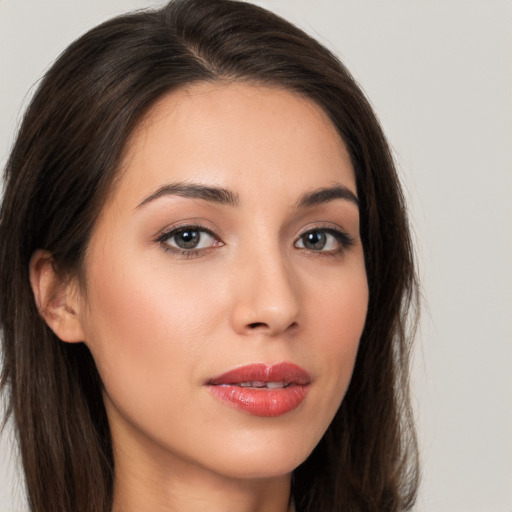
77, 83, 368, 481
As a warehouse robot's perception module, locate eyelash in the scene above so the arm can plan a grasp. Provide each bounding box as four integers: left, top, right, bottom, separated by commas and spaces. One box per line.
156, 223, 221, 259
296, 226, 356, 256
156, 224, 355, 259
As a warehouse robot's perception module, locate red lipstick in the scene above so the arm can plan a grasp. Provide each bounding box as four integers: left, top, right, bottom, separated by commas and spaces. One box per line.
206, 362, 310, 417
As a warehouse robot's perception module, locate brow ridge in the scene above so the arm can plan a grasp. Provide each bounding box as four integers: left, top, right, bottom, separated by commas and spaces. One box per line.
137, 182, 240, 208
297, 185, 359, 208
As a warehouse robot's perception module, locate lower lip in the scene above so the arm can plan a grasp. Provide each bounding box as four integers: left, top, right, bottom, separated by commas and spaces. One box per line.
207, 385, 309, 417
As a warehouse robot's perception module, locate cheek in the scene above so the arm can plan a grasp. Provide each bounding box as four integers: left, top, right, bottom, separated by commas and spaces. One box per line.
294, 258, 368, 443
306, 255, 368, 351
78, 255, 229, 445
79, 247, 235, 399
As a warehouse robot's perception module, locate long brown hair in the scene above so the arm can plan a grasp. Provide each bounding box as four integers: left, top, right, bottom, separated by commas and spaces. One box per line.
0, 1, 419, 511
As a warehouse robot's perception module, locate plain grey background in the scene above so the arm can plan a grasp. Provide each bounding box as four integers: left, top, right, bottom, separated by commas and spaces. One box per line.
1, 1, 511, 511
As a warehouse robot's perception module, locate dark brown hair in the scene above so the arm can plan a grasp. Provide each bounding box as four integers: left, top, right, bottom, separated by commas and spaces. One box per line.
0, 1, 419, 511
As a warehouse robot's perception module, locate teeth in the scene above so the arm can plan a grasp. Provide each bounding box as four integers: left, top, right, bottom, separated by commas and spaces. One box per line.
237, 381, 286, 388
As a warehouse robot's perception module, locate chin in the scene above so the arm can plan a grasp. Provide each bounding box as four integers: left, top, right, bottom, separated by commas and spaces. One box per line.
199, 430, 320, 481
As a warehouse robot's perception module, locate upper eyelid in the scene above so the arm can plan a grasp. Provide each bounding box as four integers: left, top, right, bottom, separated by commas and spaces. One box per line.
295, 225, 356, 249
294, 222, 352, 239
156, 225, 222, 257
156, 222, 221, 242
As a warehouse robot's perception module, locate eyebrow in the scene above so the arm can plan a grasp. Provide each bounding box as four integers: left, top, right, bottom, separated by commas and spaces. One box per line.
136, 182, 358, 209
296, 185, 359, 208
137, 182, 240, 208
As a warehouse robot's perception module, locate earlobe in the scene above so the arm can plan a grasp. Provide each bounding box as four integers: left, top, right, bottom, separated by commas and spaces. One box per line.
29, 249, 85, 343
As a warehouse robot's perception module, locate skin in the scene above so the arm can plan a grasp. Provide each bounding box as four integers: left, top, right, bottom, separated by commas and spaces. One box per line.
32, 82, 368, 512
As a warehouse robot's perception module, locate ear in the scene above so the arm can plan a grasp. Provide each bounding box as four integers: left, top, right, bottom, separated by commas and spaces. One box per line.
29, 249, 85, 343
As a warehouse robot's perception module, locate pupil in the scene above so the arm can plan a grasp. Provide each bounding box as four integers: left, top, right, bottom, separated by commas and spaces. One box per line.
305, 231, 326, 250
176, 230, 199, 249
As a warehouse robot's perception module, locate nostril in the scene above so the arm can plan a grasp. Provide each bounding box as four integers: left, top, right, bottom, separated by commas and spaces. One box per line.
248, 322, 268, 329
247, 321, 299, 332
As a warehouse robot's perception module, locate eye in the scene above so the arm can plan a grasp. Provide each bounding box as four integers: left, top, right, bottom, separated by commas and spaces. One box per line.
295, 228, 354, 253
158, 225, 221, 253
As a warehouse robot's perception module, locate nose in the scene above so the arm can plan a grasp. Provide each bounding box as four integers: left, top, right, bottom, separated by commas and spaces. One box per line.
230, 248, 301, 337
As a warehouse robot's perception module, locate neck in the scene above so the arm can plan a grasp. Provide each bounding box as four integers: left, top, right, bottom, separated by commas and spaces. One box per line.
109, 419, 293, 512
112, 461, 293, 512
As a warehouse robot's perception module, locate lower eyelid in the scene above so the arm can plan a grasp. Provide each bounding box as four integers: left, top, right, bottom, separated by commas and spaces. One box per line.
156, 225, 224, 257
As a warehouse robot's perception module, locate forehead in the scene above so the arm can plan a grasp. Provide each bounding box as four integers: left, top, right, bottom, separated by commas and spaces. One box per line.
115, 82, 355, 207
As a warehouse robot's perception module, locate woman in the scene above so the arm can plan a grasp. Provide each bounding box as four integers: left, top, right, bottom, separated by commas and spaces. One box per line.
0, 0, 419, 511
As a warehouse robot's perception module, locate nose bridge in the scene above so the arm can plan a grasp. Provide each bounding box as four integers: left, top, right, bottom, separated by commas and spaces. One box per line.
230, 237, 301, 336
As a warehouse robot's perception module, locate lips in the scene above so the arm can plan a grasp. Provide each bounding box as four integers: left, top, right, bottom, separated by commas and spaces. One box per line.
206, 362, 310, 417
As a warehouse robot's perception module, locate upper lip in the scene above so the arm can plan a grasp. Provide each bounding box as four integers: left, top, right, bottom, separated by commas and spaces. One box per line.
207, 362, 310, 387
